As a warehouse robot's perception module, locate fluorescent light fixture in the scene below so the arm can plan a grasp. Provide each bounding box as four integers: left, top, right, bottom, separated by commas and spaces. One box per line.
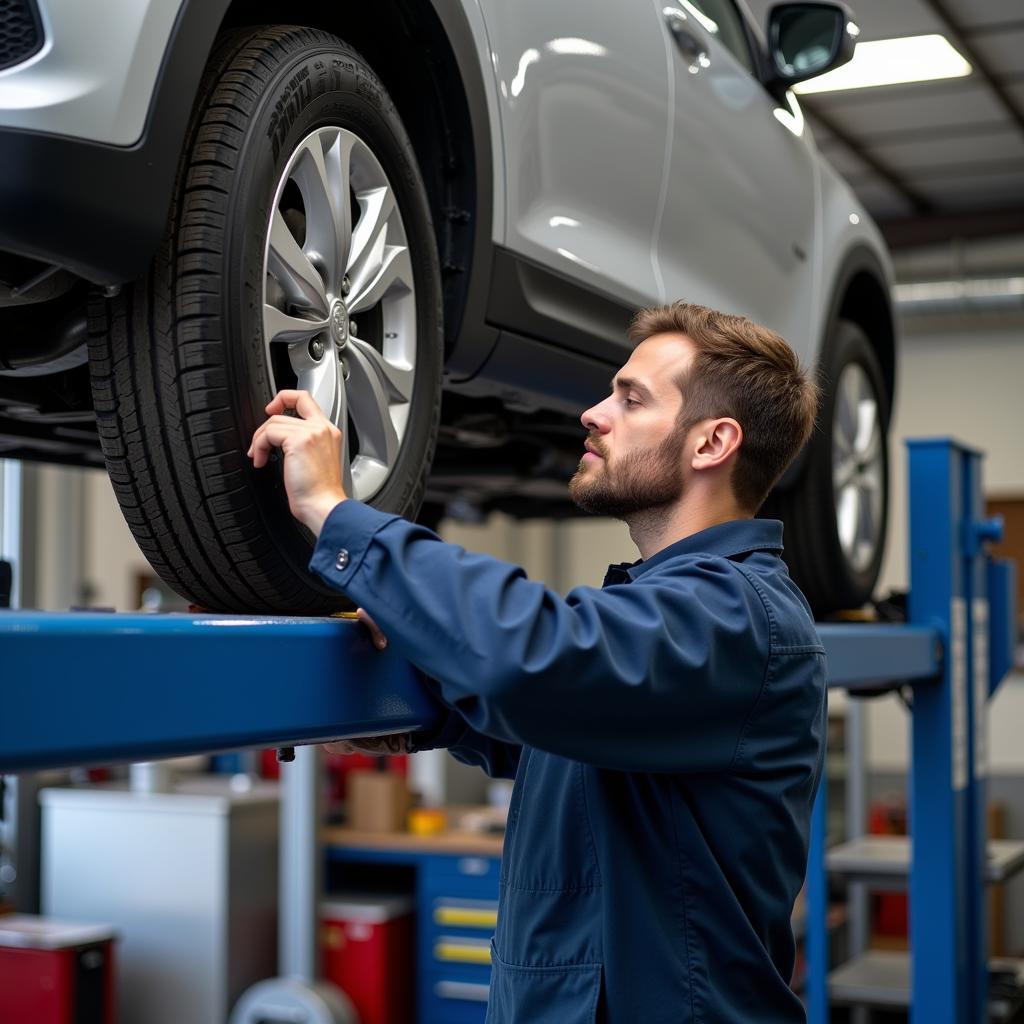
894, 276, 1024, 313
794, 34, 971, 95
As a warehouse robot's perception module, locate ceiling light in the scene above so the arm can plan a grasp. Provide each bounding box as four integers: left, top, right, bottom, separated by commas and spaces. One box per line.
793, 34, 971, 95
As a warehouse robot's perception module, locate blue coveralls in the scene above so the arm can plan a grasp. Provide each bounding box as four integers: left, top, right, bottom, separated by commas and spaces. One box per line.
311, 503, 827, 1023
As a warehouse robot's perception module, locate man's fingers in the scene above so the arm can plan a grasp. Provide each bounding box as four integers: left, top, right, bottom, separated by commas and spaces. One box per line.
266, 389, 327, 422
248, 419, 301, 468
247, 416, 321, 468
323, 741, 356, 755
356, 607, 388, 650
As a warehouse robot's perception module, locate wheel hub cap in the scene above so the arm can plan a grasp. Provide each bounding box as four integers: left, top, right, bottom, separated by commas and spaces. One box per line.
330, 300, 349, 348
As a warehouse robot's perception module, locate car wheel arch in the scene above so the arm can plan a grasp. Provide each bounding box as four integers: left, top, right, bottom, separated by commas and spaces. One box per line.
775, 244, 895, 493
219, 0, 496, 372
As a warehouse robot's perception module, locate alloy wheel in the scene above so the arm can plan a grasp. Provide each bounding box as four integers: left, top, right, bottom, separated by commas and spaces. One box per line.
262, 126, 417, 502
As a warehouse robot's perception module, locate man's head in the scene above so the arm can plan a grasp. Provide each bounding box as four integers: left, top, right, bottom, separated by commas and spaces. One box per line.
569, 302, 819, 521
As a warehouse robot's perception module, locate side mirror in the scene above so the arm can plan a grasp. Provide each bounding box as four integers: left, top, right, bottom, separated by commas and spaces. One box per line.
765, 2, 857, 100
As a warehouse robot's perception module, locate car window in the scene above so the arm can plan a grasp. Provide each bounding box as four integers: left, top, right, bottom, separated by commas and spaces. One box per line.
679, 0, 755, 74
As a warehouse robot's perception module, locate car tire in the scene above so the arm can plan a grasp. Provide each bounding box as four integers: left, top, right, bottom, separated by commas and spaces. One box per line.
769, 320, 889, 615
88, 26, 443, 614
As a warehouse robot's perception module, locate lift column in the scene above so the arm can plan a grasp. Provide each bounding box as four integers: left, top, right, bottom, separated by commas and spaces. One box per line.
907, 438, 998, 1024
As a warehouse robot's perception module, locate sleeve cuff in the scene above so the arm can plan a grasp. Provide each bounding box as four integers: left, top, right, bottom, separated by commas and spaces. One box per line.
308, 499, 401, 591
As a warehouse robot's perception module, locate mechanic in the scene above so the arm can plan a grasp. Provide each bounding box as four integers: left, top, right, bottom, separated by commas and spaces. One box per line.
248, 301, 826, 1024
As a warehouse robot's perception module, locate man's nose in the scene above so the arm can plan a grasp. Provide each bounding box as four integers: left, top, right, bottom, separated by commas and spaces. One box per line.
580, 399, 609, 434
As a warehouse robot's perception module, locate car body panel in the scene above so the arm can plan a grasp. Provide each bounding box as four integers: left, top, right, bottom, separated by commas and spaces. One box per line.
656, 6, 819, 364
475, 0, 671, 311
0, 0, 185, 147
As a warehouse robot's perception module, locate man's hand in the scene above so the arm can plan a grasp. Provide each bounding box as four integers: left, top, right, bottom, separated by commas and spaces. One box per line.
324, 609, 412, 756
248, 390, 347, 536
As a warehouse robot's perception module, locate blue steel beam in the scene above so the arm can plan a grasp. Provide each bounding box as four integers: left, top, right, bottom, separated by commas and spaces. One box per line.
0, 611, 444, 773
816, 624, 941, 689
2, 616, 943, 775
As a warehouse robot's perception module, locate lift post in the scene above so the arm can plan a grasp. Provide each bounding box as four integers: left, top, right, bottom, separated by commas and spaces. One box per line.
805, 438, 1018, 1024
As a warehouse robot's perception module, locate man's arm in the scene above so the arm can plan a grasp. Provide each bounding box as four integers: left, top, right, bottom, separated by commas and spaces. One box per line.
309, 500, 768, 774
250, 390, 769, 775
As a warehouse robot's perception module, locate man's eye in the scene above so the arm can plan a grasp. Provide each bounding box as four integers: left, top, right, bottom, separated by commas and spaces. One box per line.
625, 397, 641, 408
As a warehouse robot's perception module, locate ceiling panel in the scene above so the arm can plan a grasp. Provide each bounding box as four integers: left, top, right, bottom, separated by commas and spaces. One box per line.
816, 142, 875, 181
809, 82, 1008, 135
953, 0, 1024, 31
846, 181, 918, 221
917, 170, 1024, 210
968, 30, 1024, 77
741, 0, 939, 40
870, 129, 1024, 172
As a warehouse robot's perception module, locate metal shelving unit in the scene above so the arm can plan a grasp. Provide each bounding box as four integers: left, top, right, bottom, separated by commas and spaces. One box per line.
826, 835, 1024, 888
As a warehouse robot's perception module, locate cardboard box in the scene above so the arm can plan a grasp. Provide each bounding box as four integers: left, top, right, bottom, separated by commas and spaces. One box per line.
347, 770, 410, 832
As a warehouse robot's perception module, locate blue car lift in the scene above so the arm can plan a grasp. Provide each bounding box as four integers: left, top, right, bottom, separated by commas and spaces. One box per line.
0, 438, 1017, 1023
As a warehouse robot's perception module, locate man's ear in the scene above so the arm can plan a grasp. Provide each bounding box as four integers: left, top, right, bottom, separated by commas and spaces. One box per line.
690, 418, 743, 473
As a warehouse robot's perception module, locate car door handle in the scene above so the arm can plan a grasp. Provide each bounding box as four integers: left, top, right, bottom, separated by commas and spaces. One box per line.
663, 8, 710, 72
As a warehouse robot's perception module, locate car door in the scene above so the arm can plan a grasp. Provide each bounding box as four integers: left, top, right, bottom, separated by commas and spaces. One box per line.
655, 0, 819, 362
476, 0, 672, 319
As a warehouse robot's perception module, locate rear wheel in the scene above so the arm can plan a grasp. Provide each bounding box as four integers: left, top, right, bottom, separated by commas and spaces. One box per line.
770, 320, 889, 615
89, 27, 443, 613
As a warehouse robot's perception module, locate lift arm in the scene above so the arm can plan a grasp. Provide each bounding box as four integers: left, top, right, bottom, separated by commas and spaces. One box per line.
1, 612, 444, 773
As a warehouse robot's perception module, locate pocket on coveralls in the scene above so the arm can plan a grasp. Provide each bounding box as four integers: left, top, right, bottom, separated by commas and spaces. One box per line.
485, 941, 602, 1024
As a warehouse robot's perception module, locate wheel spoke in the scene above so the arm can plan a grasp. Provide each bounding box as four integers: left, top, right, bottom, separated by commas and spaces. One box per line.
833, 455, 858, 492
347, 187, 395, 280
835, 375, 857, 448
292, 131, 353, 296
348, 244, 413, 315
263, 304, 329, 346
837, 484, 858, 557
291, 345, 340, 422
857, 412, 882, 467
856, 484, 875, 552
853, 397, 878, 456
346, 340, 401, 468
348, 336, 414, 404
267, 208, 329, 316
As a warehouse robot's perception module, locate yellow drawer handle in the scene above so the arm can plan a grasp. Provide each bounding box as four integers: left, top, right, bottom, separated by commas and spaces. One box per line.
434, 941, 492, 965
434, 907, 499, 928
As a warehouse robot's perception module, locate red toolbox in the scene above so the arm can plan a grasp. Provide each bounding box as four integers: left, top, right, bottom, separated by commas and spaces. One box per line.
0, 915, 116, 1024
322, 895, 413, 1024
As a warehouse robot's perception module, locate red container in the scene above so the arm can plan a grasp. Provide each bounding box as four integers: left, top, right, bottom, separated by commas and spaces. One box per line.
321, 895, 413, 1024
0, 915, 116, 1024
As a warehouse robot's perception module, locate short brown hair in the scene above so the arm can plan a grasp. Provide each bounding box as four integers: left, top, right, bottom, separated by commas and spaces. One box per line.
628, 301, 819, 512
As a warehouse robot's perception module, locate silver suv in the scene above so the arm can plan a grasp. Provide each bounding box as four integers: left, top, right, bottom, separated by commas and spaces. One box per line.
0, 0, 893, 615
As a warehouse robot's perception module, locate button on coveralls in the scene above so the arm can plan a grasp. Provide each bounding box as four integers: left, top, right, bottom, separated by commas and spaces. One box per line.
311, 502, 827, 1023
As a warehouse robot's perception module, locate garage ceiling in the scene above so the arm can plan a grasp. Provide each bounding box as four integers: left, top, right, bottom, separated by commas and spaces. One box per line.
743, 0, 1024, 248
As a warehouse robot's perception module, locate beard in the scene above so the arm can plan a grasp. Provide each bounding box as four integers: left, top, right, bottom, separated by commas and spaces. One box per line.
568, 423, 687, 519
